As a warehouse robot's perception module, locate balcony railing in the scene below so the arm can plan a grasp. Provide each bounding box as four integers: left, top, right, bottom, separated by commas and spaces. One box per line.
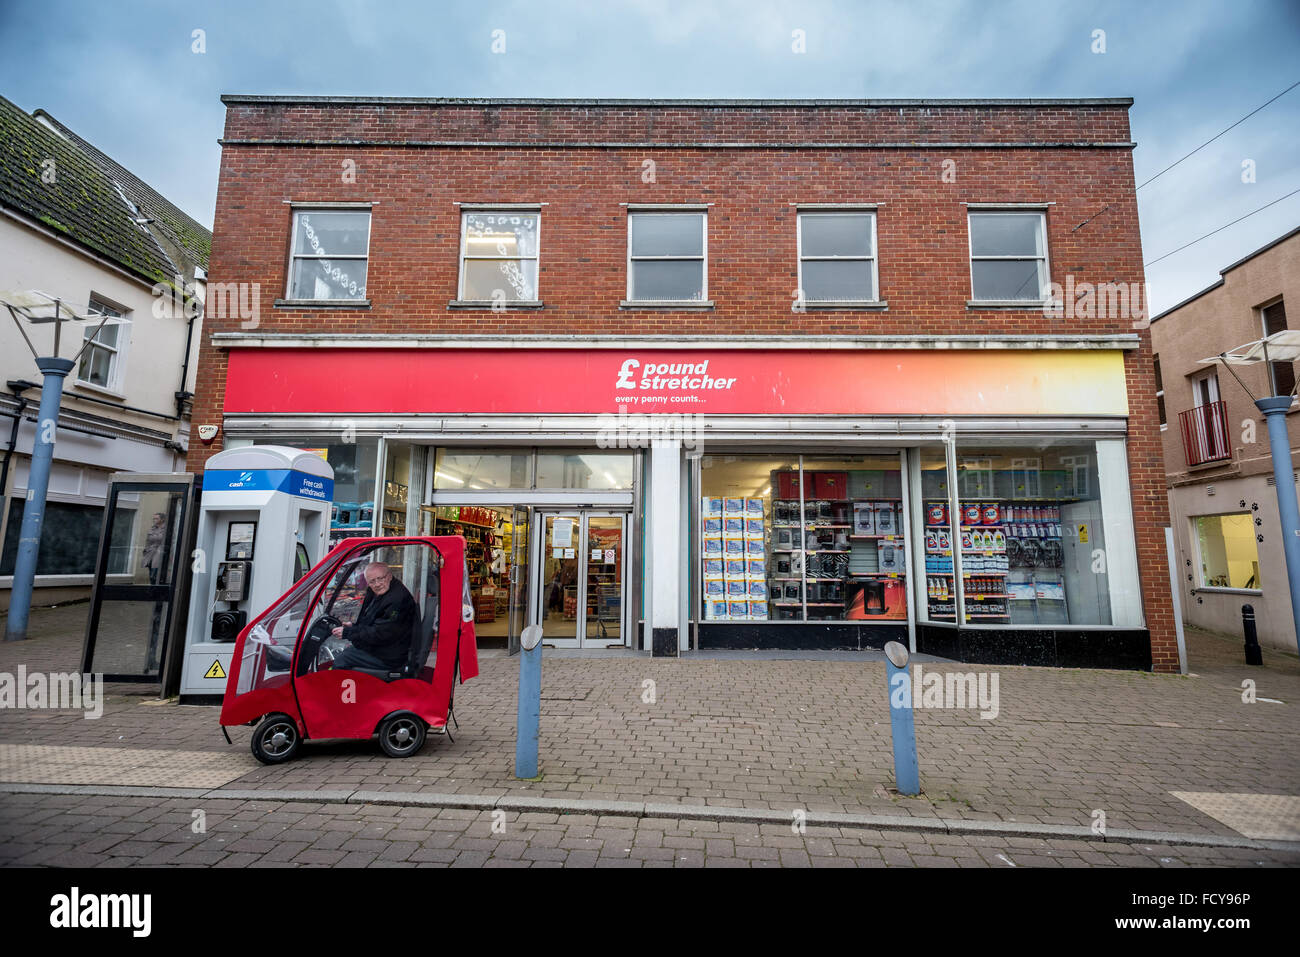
1179, 400, 1233, 467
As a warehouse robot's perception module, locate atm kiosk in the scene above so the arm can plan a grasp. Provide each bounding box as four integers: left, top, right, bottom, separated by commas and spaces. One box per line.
180, 446, 334, 701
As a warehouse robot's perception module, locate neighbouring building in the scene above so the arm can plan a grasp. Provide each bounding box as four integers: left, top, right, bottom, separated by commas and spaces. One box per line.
1151, 225, 1300, 652
0, 96, 209, 609
190, 95, 1176, 669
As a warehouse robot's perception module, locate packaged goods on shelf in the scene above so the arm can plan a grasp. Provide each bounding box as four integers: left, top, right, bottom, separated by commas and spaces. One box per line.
723, 497, 744, 516
749, 602, 769, 620
853, 503, 875, 535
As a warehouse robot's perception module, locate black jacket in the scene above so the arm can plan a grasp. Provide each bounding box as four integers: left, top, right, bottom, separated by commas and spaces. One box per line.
342, 577, 417, 668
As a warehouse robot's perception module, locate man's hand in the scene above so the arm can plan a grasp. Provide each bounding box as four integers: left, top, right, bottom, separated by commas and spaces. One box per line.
330, 626, 344, 638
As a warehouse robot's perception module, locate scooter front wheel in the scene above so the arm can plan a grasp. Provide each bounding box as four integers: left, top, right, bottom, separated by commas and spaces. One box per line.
378, 712, 427, 758
251, 714, 301, 765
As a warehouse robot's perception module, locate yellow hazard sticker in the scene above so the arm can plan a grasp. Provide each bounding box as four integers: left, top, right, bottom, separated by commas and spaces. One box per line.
204, 660, 227, 679
1078, 524, 1089, 544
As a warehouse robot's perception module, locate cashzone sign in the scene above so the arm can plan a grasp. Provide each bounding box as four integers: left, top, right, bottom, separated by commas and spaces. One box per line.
204, 469, 334, 501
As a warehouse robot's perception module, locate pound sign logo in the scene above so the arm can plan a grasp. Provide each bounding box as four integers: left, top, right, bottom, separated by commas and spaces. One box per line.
615, 359, 640, 389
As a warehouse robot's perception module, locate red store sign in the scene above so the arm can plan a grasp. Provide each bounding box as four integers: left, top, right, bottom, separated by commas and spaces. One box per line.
224, 348, 1129, 417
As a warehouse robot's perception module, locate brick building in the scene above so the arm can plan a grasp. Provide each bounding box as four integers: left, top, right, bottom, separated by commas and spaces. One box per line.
1151, 226, 1300, 651
190, 95, 1174, 669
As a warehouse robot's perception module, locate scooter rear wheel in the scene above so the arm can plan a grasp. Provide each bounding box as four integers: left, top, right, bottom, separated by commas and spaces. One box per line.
378, 712, 427, 758
251, 714, 301, 765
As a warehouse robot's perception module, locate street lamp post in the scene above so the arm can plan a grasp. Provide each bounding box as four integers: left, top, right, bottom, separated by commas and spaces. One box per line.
2, 291, 110, 641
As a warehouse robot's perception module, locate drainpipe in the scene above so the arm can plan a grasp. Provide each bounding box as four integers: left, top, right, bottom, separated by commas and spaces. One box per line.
0, 381, 35, 499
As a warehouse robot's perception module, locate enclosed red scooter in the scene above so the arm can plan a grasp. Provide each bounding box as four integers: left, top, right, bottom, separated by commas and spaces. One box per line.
220, 536, 478, 764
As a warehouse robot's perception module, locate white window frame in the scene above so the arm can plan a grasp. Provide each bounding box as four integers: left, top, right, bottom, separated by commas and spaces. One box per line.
1190, 512, 1262, 594
286, 207, 372, 301
457, 207, 542, 302
76, 296, 131, 395
796, 210, 879, 303
967, 209, 1051, 303
626, 210, 708, 302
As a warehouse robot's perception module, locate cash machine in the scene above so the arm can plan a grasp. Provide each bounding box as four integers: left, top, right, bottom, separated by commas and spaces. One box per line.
180, 446, 334, 700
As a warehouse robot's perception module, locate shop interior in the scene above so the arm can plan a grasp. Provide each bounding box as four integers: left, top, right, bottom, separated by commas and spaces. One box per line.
699, 453, 909, 624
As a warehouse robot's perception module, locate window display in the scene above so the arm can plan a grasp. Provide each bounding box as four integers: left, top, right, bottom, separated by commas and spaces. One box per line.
700, 454, 907, 623
956, 440, 1121, 625
920, 448, 956, 622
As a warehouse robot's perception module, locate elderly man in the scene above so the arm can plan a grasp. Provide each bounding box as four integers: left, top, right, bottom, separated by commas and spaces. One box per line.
330, 562, 418, 672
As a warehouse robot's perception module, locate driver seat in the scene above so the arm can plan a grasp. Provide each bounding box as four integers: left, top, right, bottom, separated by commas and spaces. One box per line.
355, 562, 439, 683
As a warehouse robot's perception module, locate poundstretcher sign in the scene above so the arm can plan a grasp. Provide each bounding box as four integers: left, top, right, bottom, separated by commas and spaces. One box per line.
224, 348, 1129, 416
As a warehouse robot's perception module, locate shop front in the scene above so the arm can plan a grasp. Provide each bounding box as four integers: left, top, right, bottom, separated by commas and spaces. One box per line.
217, 339, 1150, 667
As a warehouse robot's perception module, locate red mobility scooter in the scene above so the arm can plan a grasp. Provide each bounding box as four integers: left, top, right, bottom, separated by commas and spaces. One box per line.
220, 536, 478, 764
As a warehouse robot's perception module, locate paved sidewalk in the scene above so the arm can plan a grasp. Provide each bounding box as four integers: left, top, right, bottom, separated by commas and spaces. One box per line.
1, 602, 1299, 866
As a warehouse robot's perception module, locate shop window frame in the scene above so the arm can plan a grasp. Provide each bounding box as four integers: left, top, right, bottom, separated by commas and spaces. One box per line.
696, 451, 913, 630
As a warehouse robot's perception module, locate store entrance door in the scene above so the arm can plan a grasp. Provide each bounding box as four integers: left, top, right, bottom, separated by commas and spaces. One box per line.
533, 510, 627, 648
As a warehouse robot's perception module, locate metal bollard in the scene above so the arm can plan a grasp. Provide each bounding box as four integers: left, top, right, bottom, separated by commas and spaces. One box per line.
883, 641, 920, 796
1242, 604, 1263, 667
515, 625, 544, 778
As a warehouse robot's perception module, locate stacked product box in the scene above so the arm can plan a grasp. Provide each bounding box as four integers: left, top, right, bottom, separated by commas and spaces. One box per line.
703, 496, 768, 620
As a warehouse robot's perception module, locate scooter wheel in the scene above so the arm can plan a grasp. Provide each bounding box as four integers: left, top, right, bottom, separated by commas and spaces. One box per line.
251, 714, 301, 765
378, 712, 427, 758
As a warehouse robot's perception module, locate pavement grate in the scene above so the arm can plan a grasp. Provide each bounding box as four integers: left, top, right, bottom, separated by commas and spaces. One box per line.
1170, 791, 1300, 841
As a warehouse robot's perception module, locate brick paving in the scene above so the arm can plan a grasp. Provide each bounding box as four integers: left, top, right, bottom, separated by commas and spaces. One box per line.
1, 603, 1299, 866
3, 792, 1297, 868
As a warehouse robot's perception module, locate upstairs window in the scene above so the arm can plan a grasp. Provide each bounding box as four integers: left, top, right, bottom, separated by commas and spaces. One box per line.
968, 211, 1049, 302
627, 211, 706, 301
1261, 298, 1294, 398
797, 211, 878, 302
287, 208, 370, 301
458, 210, 540, 301
1154, 355, 1167, 427
78, 296, 131, 392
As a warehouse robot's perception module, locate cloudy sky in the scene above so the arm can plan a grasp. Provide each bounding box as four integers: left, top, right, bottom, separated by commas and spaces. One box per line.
0, 0, 1296, 313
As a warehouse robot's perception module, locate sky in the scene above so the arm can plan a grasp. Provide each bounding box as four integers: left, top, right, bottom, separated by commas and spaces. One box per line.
0, 0, 1297, 314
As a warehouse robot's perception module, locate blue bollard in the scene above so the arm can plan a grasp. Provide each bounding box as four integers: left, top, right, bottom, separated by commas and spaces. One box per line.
884, 641, 920, 796
515, 625, 543, 778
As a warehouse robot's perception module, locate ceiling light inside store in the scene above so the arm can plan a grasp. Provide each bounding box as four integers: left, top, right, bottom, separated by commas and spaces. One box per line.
435, 471, 464, 485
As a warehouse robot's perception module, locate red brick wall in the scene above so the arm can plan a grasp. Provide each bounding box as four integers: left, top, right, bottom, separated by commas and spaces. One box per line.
193, 99, 1175, 668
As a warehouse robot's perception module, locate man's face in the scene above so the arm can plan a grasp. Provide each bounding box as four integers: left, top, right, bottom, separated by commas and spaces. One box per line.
365, 567, 392, 596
